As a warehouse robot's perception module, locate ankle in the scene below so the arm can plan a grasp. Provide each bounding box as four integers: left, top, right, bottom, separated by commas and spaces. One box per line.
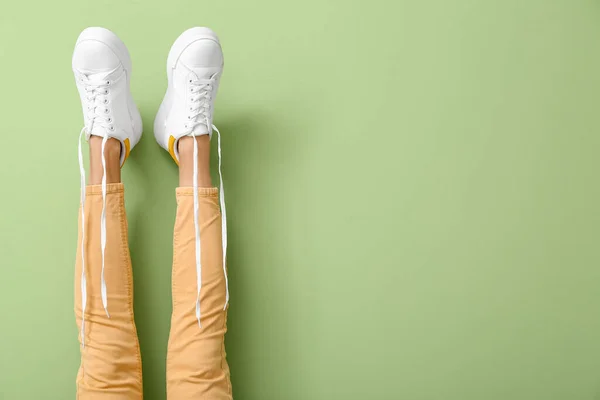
89, 136, 122, 185
178, 136, 212, 187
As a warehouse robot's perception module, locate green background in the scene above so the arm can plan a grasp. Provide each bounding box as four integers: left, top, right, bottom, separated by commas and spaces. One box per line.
1, 0, 600, 399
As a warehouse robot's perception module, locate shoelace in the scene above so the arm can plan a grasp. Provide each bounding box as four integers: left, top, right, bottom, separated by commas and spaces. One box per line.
77, 76, 113, 347
187, 78, 229, 327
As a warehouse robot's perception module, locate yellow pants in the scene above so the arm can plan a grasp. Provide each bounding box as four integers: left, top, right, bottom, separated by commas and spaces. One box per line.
74, 183, 232, 399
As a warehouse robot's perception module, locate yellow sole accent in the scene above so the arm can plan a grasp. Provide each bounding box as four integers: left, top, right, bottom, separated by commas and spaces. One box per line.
168, 135, 180, 166
122, 138, 131, 166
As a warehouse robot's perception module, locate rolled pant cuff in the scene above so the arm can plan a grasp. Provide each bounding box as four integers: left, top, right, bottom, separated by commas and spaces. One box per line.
85, 183, 125, 195
176, 187, 218, 197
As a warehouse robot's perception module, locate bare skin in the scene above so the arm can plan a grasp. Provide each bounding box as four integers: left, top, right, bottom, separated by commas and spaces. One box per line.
89, 135, 212, 187
89, 136, 121, 185
177, 135, 212, 188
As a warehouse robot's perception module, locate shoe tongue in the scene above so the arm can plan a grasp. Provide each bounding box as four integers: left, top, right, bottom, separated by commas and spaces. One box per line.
89, 126, 111, 138
82, 70, 113, 138
191, 122, 210, 136
186, 67, 214, 137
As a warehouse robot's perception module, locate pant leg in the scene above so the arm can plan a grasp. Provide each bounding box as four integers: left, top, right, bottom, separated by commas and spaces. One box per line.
167, 187, 232, 400
74, 183, 143, 399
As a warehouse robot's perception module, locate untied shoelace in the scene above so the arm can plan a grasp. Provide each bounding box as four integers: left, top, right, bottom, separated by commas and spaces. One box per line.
77, 76, 113, 347
189, 77, 229, 327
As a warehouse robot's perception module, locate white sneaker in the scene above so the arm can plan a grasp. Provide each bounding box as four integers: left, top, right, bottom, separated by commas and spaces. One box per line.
154, 27, 223, 163
73, 27, 143, 165
72, 27, 142, 346
154, 27, 229, 327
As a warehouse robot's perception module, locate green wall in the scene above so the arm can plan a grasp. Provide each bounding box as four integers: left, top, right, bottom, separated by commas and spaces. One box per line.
2, 1, 600, 399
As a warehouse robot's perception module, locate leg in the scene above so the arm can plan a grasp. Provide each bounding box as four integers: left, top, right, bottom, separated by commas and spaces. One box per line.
74, 137, 143, 399
166, 136, 232, 399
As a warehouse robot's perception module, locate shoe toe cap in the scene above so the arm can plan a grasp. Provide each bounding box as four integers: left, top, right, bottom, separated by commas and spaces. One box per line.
72, 40, 120, 72
179, 39, 223, 68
